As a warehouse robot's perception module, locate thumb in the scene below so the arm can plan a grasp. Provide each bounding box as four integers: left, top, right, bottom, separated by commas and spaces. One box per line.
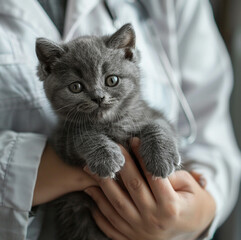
168, 170, 196, 193
189, 171, 207, 189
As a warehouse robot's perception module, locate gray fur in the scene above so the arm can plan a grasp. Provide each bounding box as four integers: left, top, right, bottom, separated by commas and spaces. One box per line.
36, 24, 180, 240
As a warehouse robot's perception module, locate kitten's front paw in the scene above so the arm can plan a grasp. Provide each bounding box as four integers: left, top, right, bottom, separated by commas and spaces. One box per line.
88, 145, 125, 178
140, 140, 180, 178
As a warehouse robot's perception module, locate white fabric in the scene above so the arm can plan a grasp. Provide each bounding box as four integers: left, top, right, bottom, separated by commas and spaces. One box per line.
0, 132, 46, 240
0, 0, 240, 239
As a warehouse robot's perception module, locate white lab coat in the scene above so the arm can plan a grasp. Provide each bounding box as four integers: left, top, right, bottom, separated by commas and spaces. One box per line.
0, 0, 240, 239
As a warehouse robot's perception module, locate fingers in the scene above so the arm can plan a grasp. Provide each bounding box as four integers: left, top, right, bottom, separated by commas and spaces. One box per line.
131, 138, 176, 204
84, 168, 141, 226
118, 145, 156, 215
131, 138, 205, 193
168, 170, 204, 194
91, 207, 130, 240
84, 187, 133, 236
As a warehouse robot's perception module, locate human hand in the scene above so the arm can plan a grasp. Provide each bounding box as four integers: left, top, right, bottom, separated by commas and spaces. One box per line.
32, 143, 97, 206
84, 138, 216, 240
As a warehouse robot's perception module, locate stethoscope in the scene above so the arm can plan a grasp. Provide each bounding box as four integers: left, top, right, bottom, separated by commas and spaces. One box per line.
103, 0, 197, 148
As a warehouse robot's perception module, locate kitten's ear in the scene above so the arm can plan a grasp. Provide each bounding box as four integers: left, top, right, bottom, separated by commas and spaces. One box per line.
106, 23, 136, 50
35, 38, 65, 74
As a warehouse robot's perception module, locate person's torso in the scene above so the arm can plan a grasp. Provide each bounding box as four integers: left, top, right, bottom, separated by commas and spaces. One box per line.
0, 1, 180, 239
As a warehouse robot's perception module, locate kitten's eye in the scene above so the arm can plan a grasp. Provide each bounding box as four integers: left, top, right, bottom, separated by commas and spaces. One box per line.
68, 82, 83, 93
105, 75, 119, 87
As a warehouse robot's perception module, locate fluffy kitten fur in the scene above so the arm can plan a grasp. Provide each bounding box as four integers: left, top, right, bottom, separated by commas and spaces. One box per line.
36, 24, 180, 240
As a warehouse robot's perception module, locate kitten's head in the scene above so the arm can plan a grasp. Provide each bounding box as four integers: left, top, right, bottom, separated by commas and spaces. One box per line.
36, 24, 141, 123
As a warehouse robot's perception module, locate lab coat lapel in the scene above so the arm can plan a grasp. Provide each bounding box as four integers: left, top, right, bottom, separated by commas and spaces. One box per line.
0, 0, 61, 41
140, 0, 179, 71
63, 0, 100, 40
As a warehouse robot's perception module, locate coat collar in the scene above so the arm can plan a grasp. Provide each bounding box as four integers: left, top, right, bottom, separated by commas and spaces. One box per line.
63, 0, 100, 40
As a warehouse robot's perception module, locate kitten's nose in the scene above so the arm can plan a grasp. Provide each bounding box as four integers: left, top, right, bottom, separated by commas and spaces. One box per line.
91, 96, 105, 105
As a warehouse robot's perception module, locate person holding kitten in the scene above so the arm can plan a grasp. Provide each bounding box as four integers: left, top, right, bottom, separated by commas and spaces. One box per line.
0, 0, 240, 240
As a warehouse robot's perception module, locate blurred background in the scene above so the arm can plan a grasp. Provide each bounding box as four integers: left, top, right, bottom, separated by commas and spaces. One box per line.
210, 0, 241, 239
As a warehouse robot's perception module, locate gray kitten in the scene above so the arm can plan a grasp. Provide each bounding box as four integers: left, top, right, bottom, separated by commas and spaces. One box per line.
36, 24, 180, 240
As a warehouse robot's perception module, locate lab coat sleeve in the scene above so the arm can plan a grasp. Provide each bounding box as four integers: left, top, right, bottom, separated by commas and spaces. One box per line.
0, 130, 46, 240
175, 0, 241, 239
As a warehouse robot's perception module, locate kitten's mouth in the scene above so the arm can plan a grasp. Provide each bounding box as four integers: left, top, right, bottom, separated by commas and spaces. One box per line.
76, 102, 111, 113
76, 102, 114, 118
95, 104, 112, 112
94, 104, 113, 118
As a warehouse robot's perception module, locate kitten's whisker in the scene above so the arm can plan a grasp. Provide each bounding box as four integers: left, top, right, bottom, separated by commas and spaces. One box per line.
63, 107, 75, 128
64, 107, 77, 149
55, 103, 75, 112
72, 111, 81, 152
84, 114, 95, 145
77, 114, 84, 145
